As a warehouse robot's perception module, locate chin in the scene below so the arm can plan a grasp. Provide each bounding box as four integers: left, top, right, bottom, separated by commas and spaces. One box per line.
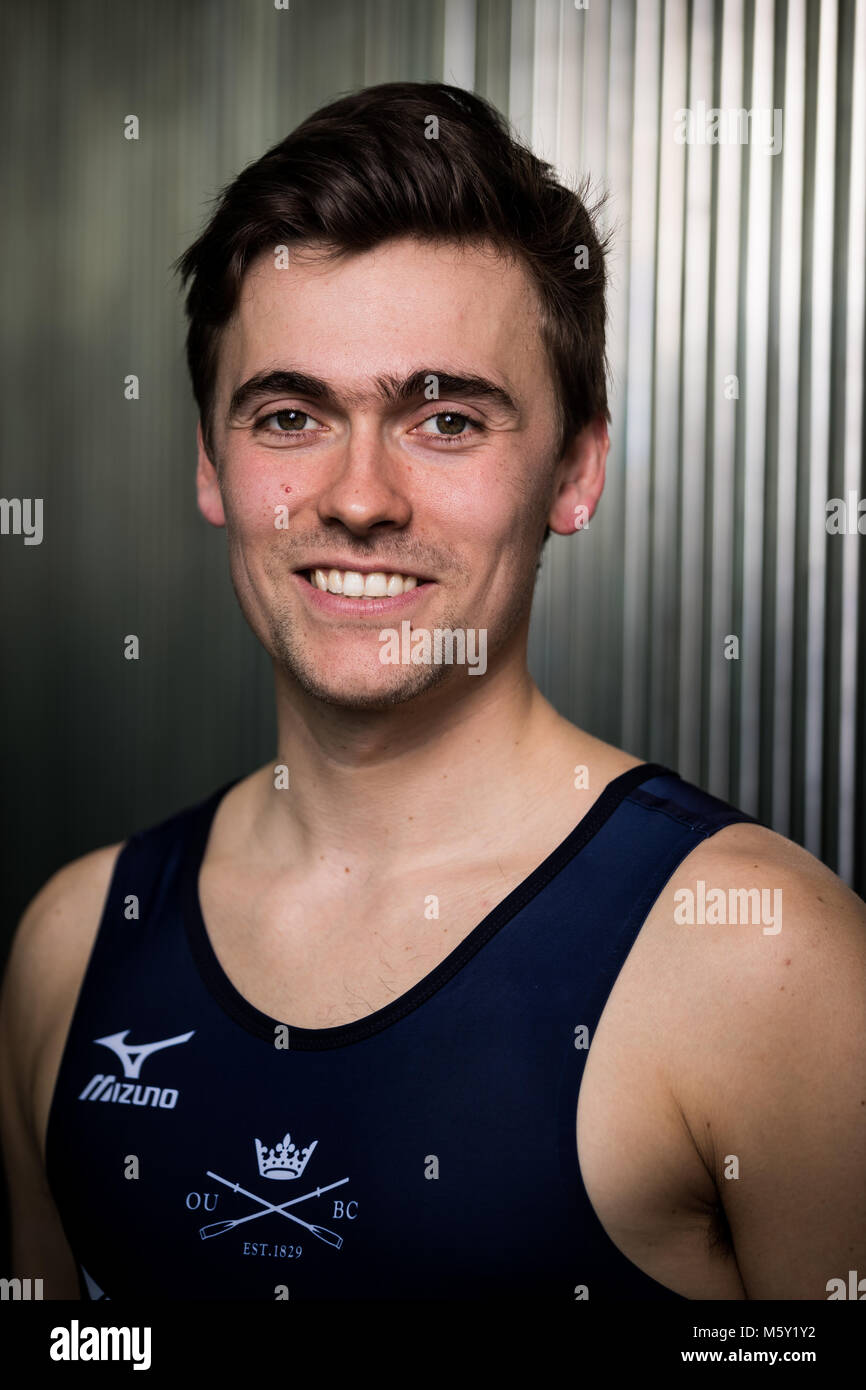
282, 655, 455, 710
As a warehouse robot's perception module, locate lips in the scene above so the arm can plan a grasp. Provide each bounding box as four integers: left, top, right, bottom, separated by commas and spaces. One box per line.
291, 568, 432, 615
307, 567, 420, 598
294, 561, 430, 582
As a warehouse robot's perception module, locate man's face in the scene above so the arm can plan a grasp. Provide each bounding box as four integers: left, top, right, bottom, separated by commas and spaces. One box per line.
197, 236, 578, 709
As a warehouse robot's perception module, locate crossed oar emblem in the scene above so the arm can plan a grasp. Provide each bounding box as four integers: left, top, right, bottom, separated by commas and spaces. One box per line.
199, 1170, 350, 1248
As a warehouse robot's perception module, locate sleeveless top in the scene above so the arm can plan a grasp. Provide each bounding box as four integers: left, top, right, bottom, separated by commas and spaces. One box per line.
45, 762, 757, 1301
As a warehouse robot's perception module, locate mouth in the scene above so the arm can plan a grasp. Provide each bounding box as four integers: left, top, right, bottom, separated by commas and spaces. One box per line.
295, 564, 430, 599
292, 564, 435, 615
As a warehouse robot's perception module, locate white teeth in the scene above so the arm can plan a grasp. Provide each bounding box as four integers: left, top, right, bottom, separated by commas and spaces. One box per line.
308, 568, 423, 597
341, 571, 365, 596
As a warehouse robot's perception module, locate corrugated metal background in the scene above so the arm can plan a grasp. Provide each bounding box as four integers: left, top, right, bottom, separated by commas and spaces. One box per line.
522, 0, 865, 891
0, 0, 863, 958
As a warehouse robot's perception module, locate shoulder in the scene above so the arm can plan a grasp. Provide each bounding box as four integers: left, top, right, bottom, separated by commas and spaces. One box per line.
0, 844, 124, 1103
0, 847, 125, 1294
644, 816, 866, 1296
5, 843, 125, 984
650, 813, 866, 1052
657, 814, 866, 954
632, 776, 866, 1117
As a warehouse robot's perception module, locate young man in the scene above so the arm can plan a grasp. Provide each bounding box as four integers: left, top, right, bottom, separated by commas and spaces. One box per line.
1, 82, 864, 1303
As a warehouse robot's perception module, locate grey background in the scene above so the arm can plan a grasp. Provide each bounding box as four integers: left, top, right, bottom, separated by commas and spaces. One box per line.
1, 0, 864, 1273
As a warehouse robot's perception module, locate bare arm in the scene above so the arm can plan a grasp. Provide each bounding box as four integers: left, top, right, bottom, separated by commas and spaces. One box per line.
672, 825, 866, 1299
0, 846, 121, 1298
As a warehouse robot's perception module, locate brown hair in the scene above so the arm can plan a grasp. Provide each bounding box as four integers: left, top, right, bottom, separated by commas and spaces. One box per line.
174, 80, 610, 469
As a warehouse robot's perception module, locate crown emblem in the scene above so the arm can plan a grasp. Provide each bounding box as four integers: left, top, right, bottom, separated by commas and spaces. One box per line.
254, 1131, 317, 1181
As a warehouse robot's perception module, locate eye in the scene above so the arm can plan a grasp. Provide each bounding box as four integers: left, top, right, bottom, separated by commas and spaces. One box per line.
413, 411, 483, 442
255, 408, 324, 436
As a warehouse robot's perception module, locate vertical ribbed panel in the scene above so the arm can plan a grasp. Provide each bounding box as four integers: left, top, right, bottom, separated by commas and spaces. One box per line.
515, 0, 864, 891
738, 0, 774, 815
839, 0, 865, 885
772, 0, 806, 838
680, 0, 715, 785
653, 1, 688, 768
1, 0, 863, 941
803, 0, 836, 853
443, 0, 477, 87
622, 0, 663, 754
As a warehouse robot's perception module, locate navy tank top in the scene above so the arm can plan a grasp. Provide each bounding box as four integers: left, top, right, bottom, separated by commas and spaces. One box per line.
45, 762, 756, 1301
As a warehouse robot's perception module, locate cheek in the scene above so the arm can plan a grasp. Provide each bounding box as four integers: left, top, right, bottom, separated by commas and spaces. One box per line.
221, 467, 290, 536
225, 519, 288, 606
445, 473, 536, 553
411, 455, 519, 532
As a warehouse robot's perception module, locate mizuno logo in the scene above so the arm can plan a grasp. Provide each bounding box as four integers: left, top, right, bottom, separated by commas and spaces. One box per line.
77, 1028, 196, 1111
93, 1029, 195, 1078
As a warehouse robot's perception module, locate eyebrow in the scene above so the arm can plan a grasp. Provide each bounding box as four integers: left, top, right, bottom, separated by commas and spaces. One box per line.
226, 368, 520, 424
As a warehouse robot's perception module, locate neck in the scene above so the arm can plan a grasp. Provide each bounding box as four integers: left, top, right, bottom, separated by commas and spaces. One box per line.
249, 653, 571, 872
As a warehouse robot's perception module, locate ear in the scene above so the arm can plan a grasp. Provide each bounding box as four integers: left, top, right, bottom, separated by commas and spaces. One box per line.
547, 415, 608, 535
196, 419, 226, 527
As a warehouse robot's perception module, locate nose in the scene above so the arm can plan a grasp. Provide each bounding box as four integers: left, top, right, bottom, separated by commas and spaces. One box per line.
315, 417, 412, 535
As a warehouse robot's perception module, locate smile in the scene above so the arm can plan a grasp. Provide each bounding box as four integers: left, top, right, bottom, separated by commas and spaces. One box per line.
308, 567, 420, 598
292, 567, 434, 616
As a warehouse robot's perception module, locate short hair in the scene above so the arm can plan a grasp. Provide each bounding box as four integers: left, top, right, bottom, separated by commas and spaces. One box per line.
174, 80, 611, 477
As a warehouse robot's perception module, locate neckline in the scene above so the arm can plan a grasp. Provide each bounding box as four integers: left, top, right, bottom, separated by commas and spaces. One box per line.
182, 760, 676, 1051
